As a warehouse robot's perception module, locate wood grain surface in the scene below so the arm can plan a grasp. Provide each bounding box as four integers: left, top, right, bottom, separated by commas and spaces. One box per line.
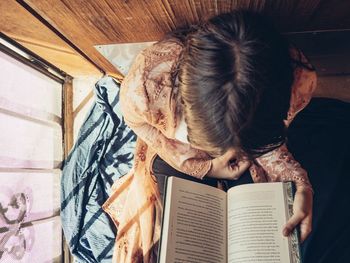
0, 0, 103, 77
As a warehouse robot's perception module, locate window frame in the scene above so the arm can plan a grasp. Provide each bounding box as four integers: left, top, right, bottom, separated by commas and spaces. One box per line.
0, 33, 73, 263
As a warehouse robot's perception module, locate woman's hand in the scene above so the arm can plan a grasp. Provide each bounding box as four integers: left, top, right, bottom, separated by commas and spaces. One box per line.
283, 187, 313, 242
206, 149, 251, 180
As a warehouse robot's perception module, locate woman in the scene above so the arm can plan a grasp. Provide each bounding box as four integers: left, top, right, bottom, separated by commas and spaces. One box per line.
103, 10, 316, 263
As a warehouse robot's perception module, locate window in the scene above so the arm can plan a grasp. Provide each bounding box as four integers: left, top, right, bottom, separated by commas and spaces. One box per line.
0, 46, 63, 262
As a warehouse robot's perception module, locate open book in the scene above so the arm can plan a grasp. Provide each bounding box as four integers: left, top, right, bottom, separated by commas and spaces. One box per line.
158, 177, 301, 263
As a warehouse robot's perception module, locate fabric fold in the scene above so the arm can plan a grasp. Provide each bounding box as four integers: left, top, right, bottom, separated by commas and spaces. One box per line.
61, 76, 136, 262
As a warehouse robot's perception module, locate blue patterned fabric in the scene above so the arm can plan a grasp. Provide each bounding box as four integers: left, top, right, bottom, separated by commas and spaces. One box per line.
61, 76, 136, 262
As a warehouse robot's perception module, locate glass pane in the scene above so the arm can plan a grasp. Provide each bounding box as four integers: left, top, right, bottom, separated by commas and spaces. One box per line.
0, 48, 63, 262
0, 216, 62, 262
0, 171, 61, 262
0, 51, 62, 121
0, 112, 62, 169
0, 170, 60, 222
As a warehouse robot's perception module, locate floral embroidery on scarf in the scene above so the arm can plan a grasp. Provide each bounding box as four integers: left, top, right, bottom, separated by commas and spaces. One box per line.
256, 144, 313, 191
154, 109, 167, 131
137, 145, 147, 162
104, 41, 317, 263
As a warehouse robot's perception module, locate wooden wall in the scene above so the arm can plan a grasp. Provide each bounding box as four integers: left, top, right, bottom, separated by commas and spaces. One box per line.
1, 0, 349, 98
288, 30, 350, 102
20, 0, 350, 76
0, 0, 103, 78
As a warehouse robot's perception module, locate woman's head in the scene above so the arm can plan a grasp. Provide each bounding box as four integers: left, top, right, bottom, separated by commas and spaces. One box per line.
176, 10, 294, 158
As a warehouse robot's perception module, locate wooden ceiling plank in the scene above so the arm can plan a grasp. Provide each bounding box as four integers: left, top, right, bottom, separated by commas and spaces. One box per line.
0, 0, 101, 77
159, 0, 177, 29
288, 0, 323, 32
12, 0, 350, 77
22, 0, 350, 45
306, 0, 350, 31
23, 0, 121, 75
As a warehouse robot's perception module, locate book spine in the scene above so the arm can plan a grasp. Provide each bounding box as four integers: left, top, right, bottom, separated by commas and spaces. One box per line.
284, 182, 302, 263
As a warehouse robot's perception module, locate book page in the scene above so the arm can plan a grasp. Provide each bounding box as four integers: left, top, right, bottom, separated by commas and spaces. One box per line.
227, 183, 291, 263
159, 177, 227, 263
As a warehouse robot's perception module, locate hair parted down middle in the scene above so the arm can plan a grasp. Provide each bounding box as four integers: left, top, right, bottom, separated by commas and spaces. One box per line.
174, 10, 296, 158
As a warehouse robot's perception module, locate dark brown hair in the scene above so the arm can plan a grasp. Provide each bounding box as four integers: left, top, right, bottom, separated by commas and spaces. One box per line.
168, 10, 309, 158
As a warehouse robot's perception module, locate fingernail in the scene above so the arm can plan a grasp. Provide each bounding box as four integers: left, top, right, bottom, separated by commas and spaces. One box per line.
283, 228, 288, 236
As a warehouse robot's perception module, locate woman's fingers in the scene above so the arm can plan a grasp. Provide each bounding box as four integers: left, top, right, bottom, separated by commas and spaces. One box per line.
229, 159, 251, 180
218, 148, 250, 180
299, 213, 312, 242
207, 148, 251, 180
283, 211, 312, 243
283, 212, 305, 237
283, 188, 313, 243
221, 148, 239, 162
